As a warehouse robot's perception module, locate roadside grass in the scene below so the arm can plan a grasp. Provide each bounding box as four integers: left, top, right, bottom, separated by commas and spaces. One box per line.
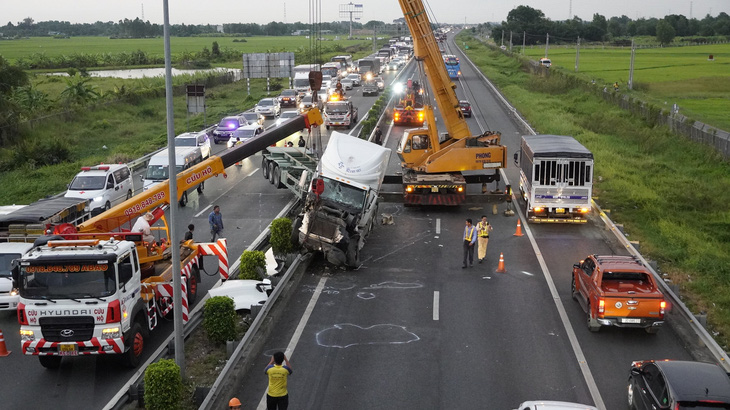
0, 35, 372, 62
0, 78, 270, 204
519, 43, 730, 131
460, 34, 730, 346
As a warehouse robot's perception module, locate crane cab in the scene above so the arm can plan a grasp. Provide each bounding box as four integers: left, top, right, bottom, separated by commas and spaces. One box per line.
397, 129, 432, 169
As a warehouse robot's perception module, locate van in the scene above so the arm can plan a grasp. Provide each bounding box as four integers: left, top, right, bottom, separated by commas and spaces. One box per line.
0, 242, 33, 311
64, 163, 133, 215
142, 147, 204, 206
539, 58, 552, 68
175, 131, 211, 159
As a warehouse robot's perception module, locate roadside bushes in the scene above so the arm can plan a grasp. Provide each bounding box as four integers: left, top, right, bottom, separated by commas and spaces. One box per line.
203, 296, 237, 344
270, 217, 293, 256
144, 359, 183, 410
360, 87, 392, 138
239, 250, 266, 280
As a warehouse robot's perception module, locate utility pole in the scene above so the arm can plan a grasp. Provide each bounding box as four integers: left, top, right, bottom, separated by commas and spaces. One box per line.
162, 0, 185, 377
545, 33, 549, 58
628, 38, 636, 90
575, 37, 580, 72
501, 30, 504, 47
509, 31, 513, 52
522, 31, 526, 54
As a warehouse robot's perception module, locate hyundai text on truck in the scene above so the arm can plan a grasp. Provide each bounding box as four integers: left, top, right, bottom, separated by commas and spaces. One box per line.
516, 135, 593, 223
571, 255, 666, 334
297, 131, 390, 268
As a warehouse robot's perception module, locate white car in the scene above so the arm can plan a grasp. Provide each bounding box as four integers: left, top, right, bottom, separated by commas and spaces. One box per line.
0, 242, 33, 311
346, 73, 361, 86
255, 98, 281, 118
340, 78, 354, 90
227, 124, 264, 148
175, 131, 211, 159
513, 401, 598, 410
207, 279, 272, 312
64, 163, 133, 214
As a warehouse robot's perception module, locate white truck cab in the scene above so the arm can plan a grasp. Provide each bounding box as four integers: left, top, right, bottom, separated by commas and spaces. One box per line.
64, 164, 133, 215
0, 242, 33, 311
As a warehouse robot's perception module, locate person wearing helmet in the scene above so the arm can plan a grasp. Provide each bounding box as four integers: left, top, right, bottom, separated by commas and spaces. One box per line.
229, 397, 242, 409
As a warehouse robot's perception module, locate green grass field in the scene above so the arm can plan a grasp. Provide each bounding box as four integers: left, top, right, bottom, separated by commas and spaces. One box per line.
521, 44, 730, 130
460, 33, 730, 347
0, 35, 372, 62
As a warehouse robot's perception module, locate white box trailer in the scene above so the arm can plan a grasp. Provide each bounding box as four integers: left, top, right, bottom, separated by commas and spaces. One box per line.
517, 135, 593, 223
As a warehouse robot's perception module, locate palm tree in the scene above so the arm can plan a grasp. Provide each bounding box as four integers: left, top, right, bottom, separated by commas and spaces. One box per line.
59, 75, 100, 107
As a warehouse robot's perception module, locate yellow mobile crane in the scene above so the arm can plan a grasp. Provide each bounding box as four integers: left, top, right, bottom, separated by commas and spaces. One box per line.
396, 0, 507, 205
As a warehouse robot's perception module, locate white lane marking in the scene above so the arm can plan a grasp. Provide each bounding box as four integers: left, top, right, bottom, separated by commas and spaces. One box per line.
433, 291, 440, 321
199, 167, 259, 216
256, 276, 328, 410
521, 270, 535, 276
194, 204, 212, 218
435, 218, 441, 235
514, 205, 606, 410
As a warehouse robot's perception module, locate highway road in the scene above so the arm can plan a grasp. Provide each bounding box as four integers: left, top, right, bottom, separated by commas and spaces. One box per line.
222, 36, 707, 410
0, 68, 403, 410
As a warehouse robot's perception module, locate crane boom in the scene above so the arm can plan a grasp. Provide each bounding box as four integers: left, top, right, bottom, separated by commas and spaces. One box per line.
399, 0, 470, 141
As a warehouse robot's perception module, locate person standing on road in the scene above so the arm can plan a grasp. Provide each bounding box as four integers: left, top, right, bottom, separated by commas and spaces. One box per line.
265, 351, 293, 410
180, 224, 194, 243
298, 134, 306, 147
462, 218, 476, 268
209, 205, 224, 242
476, 215, 493, 263
374, 126, 383, 145
228, 397, 242, 410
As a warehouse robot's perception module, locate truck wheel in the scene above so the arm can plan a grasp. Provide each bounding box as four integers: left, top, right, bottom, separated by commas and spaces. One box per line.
346, 234, 361, 268
105, 201, 111, 211
645, 326, 660, 335
187, 266, 200, 305
570, 277, 578, 301
272, 166, 284, 189
126, 190, 133, 200
268, 162, 276, 184
39, 356, 62, 369
586, 303, 601, 332
179, 191, 188, 207
197, 181, 204, 194
262, 158, 270, 179
123, 323, 144, 368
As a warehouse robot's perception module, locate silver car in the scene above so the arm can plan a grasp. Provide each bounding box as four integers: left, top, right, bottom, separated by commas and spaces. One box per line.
255, 98, 281, 118
346, 73, 361, 86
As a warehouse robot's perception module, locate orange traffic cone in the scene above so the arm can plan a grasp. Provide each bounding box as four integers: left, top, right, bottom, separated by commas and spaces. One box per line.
0, 328, 10, 357
514, 219, 524, 237
496, 252, 506, 273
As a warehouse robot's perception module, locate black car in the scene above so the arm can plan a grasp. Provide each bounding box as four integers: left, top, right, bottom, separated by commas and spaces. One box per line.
628, 360, 730, 410
459, 100, 472, 117
278, 89, 300, 107
213, 115, 248, 144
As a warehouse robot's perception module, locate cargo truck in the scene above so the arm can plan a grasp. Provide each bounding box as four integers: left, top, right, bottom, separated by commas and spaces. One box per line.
516, 135, 593, 223
357, 58, 381, 78
297, 132, 390, 268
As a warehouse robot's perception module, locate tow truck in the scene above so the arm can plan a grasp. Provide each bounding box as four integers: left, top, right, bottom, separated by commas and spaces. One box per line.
323, 92, 358, 130
15, 109, 323, 368
394, 0, 508, 205
393, 78, 425, 126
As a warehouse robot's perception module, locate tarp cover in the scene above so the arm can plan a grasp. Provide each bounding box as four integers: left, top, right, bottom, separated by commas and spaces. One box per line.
522, 135, 593, 159
0, 197, 87, 226
320, 131, 391, 191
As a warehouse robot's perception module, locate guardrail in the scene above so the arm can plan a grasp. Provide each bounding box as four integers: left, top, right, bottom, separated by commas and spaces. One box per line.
455, 36, 730, 370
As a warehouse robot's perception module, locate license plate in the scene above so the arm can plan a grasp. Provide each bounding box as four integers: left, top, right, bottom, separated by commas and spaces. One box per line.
622, 318, 641, 324
556, 208, 565, 214
431, 186, 439, 193
59, 343, 78, 356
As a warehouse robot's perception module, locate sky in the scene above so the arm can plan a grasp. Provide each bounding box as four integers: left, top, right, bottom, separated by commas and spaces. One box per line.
3, 0, 726, 26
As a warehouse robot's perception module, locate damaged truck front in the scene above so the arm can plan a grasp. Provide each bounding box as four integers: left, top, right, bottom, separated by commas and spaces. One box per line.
297, 131, 390, 268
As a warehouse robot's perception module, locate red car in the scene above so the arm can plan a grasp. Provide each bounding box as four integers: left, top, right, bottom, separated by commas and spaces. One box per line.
459, 100, 472, 117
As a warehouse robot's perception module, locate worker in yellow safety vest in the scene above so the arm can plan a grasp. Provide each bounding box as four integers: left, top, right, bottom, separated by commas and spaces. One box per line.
462, 218, 476, 268
476, 215, 493, 263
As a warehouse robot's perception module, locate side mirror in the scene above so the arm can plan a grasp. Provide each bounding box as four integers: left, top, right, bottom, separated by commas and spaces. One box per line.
573, 263, 580, 269
513, 152, 519, 166
630, 368, 642, 376
139, 174, 144, 182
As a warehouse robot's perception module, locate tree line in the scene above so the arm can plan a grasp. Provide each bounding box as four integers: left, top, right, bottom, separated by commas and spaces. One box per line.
478, 7, 730, 45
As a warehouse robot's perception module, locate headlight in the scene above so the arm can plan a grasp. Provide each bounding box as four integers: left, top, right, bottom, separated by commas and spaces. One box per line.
20, 329, 35, 341
93, 196, 104, 203
102, 327, 121, 339
10, 288, 18, 296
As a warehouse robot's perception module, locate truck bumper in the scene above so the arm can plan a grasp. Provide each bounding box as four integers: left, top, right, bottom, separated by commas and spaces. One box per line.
299, 234, 347, 266
528, 215, 588, 223
0, 294, 19, 311
22, 337, 125, 356
404, 191, 466, 206
597, 317, 664, 329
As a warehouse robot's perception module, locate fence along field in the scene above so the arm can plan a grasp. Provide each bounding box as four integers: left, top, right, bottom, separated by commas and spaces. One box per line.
522, 43, 730, 131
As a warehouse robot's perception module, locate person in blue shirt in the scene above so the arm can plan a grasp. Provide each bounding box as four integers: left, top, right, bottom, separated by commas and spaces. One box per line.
462, 218, 476, 268
209, 205, 224, 242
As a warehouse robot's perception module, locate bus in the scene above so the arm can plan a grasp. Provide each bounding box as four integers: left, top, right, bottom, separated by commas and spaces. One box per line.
443, 54, 461, 79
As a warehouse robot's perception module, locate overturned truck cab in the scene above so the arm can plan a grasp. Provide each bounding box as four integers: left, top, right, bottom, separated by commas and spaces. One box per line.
297, 132, 390, 268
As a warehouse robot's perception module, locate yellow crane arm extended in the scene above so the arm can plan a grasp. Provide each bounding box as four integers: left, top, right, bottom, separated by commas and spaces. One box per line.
398, 0, 470, 141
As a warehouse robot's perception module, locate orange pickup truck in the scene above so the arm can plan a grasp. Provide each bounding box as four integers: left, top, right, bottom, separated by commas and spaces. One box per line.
571, 255, 666, 334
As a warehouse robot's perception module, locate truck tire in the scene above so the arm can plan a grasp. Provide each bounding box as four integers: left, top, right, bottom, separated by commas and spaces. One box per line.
262, 158, 270, 179
187, 266, 200, 305
570, 277, 578, 301
346, 234, 361, 268
123, 322, 144, 368
268, 162, 277, 185
179, 191, 188, 207
272, 166, 284, 189
586, 303, 601, 332
39, 355, 62, 369
197, 181, 204, 194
